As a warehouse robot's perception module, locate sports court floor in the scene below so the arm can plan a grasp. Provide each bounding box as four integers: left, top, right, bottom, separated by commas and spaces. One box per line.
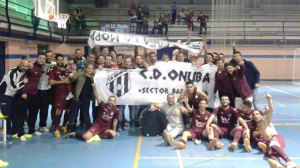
0, 81, 299, 168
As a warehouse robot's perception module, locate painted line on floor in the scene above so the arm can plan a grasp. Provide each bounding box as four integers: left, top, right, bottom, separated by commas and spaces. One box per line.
274, 123, 300, 126
263, 86, 300, 98
133, 132, 142, 168
273, 101, 287, 107
139, 157, 300, 160
273, 119, 300, 121
176, 150, 184, 168
272, 120, 300, 131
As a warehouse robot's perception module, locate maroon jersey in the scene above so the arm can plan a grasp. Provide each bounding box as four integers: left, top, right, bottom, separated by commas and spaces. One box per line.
236, 109, 256, 131
188, 87, 199, 109
49, 67, 68, 96
22, 62, 43, 95
95, 101, 119, 129
213, 106, 239, 128
190, 109, 211, 129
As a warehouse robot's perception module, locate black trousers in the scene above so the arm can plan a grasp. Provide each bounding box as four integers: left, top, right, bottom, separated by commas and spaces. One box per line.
38, 89, 52, 127
15, 93, 27, 137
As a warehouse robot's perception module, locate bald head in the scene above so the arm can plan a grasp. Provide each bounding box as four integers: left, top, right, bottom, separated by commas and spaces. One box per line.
19, 60, 29, 72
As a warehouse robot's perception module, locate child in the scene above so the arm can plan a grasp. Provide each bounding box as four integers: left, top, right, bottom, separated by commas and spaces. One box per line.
65, 56, 77, 100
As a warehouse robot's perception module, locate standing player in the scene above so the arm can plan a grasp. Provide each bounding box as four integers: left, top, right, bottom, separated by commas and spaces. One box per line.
65, 83, 119, 141
150, 94, 188, 146
49, 54, 71, 137
253, 92, 298, 168
205, 95, 250, 150
174, 98, 214, 149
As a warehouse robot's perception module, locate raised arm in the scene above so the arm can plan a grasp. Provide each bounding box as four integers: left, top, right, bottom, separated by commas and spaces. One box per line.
92, 83, 102, 104
177, 89, 187, 103
150, 103, 161, 112
197, 89, 209, 102
183, 96, 192, 113
264, 92, 273, 124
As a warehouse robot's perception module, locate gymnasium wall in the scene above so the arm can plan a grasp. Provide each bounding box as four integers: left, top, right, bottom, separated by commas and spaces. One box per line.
2, 38, 298, 80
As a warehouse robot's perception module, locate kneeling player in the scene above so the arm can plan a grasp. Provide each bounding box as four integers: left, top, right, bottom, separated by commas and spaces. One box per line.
174, 98, 215, 149
66, 84, 119, 141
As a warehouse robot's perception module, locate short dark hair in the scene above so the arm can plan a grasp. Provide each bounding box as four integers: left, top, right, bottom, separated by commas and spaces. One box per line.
37, 52, 46, 57
206, 53, 213, 58
242, 100, 252, 108
75, 48, 81, 53
108, 96, 116, 100
67, 55, 74, 61
198, 98, 207, 104
85, 63, 94, 69
221, 95, 230, 99
216, 58, 224, 63
233, 51, 242, 56
225, 62, 235, 68
117, 54, 124, 58
45, 50, 53, 54
149, 52, 156, 56
22, 55, 30, 60
55, 53, 64, 60
186, 81, 193, 86
212, 52, 219, 56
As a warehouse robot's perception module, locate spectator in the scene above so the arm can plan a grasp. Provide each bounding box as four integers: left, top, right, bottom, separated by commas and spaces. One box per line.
80, 15, 87, 35
171, 2, 177, 25
75, 8, 82, 30
187, 8, 194, 30
136, 7, 144, 34
151, 16, 160, 36
159, 13, 168, 37
178, 8, 186, 25
197, 12, 208, 36
142, 16, 148, 34
130, 12, 137, 34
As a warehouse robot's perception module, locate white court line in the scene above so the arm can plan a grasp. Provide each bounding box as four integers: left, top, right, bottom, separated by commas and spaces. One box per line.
273, 119, 300, 121
139, 157, 300, 160
273, 101, 287, 107
176, 150, 184, 168
263, 86, 300, 98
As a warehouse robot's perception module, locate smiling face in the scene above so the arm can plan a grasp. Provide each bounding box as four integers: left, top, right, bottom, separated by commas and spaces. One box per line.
198, 99, 207, 111
226, 65, 235, 75
186, 84, 194, 94
107, 96, 116, 108
167, 94, 175, 106
220, 96, 230, 107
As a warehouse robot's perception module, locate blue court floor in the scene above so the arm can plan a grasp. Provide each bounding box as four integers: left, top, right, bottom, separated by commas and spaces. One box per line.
0, 81, 300, 168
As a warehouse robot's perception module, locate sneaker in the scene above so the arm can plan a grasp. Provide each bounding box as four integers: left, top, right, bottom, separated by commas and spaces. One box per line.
90, 135, 101, 142
194, 139, 202, 145
216, 141, 225, 149
33, 131, 42, 136
174, 141, 186, 149
19, 135, 26, 142
258, 142, 267, 153
49, 124, 55, 130
39, 127, 49, 132
208, 138, 217, 150
229, 142, 238, 150
61, 126, 67, 134
162, 130, 168, 140
0, 113, 5, 118
117, 128, 122, 132
166, 133, 175, 146
24, 134, 32, 138
54, 130, 61, 138
64, 132, 76, 139
12, 134, 19, 139
66, 93, 73, 100
268, 159, 284, 168
0, 160, 9, 167
130, 127, 136, 131
285, 161, 299, 168
243, 138, 252, 153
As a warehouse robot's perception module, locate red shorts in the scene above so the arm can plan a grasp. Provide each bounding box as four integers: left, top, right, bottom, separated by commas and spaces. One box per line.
269, 134, 285, 149
188, 127, 204, 141
54, 92, 68, 110
88, 122, 108, 136
219, 126, 234, 139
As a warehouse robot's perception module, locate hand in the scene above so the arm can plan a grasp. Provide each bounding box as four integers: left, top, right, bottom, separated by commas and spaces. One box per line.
235, 65, 240, 70
21, 94, 27, 100
264, 106, 269, 113
243, 129, 250, 139
150, 105, 156, 112
23, 77, 28, 84
206, 125, 211, 135
232, 41, 236, 48
264, 92, 272, 100
91, 83, 96, 88
98, 65, 103, 70
254, 83, 260, 88
115, 132, 120, 136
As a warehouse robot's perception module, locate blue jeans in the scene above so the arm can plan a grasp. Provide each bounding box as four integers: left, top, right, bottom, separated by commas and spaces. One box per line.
118, 105, 137, 129
200, 24, 207, 35
69, 98, 91, 127
252, 88, 259, 110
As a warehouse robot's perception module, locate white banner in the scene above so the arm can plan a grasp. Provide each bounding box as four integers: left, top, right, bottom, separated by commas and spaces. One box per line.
94, 62, 217, 107
88, 30, 203, 54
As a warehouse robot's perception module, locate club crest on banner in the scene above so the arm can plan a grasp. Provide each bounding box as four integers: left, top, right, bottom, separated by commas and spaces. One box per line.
106, 71, 131, 97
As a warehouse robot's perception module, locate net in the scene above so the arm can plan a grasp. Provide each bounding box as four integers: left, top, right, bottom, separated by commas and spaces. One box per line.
49, 14, 69, 29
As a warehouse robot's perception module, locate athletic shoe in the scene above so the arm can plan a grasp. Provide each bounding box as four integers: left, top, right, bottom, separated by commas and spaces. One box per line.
162, 130, 168, 140
64, 132, 76, 139
0, 160, 9, 167
0, 113, 5, 118
208, 138, 217, 150
12, 134, 19, 139
243, 138, 252, 153
194, 139, 201, 145
268, 159, 284, 168
61, 126, 67, 134
216, 141, 225, 149
19, 135, 26, 142
117, 128, 122, 132
39, 127, 49, 132
174, 141, 186, 149
49, 124, 55, 130
229, 142, 238, 150
91, 135, 101, 142
33, 131, 42, 136
66, 93, 73, 100
166, 133, 175, 146
258, 142, 267, 153
54, 130, 61, 138
24, 134, 32, 138
285, 161, 299, 168
130, 126, 136, 131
